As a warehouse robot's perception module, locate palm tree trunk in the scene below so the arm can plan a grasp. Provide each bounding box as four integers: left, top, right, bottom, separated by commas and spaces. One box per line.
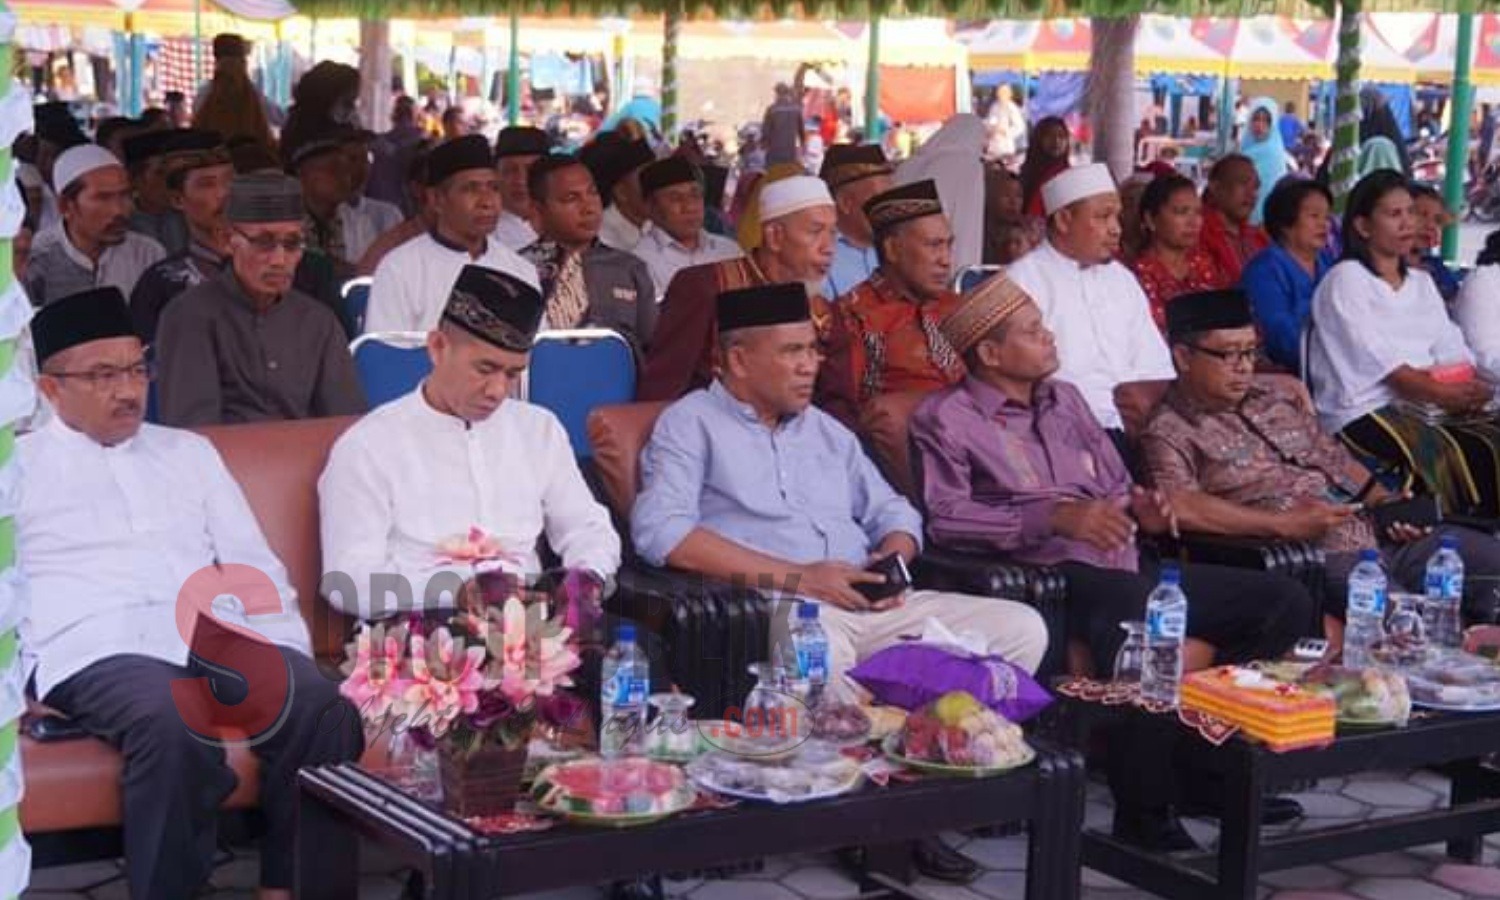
359, 19, 393, 132
1087, 15, 1140, 182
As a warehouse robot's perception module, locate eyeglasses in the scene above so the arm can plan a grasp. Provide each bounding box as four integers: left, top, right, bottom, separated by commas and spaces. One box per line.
1189, 344, 1260, 367
233, 228, 306, 255
46, 359, 155, 391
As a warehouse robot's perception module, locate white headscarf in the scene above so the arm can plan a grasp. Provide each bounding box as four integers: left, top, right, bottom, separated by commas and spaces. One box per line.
896, 114, 986, 272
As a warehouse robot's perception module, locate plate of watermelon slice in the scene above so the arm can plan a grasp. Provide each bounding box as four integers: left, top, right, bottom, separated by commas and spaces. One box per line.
530, 757, 697, 828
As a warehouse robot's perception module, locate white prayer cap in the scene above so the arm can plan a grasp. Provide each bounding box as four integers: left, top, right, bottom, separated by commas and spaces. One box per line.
1041, 162, 1117, 216
759, 175, 834, 223
52, 144, 122, 195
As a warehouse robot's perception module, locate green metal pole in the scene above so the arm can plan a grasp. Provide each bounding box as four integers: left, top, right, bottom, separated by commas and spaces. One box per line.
506, 10, 521, 126
864, 17, 882, 143
1443, 7, 1477, 261
1329, 0, 1364, 215
661, 0, 681, 144
193, 0, 203, 89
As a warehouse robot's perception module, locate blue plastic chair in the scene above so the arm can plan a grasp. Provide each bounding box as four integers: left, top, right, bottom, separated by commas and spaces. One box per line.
954, 265, 1004, 293
349, 332, 432, 408
524, 329, 636, 459
341, 276, 373, 336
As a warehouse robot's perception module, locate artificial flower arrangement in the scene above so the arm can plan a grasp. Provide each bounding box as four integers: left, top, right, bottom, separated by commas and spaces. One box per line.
340, 527, 586, 759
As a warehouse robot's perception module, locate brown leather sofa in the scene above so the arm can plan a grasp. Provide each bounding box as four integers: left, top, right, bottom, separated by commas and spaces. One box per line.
20, 416, 388, 847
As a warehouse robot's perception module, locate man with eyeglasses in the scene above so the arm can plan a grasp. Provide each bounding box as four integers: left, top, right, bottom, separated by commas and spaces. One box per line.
910, 275, 1316, 853
1140, 289, 1500, 632
19, 286, 363, 900
154, 173, 366, 426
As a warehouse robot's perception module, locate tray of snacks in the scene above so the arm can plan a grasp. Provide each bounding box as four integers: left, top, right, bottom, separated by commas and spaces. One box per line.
810, 703, 873, 746
686, 743, 863, 804
882, 691, 1034, 777
531, 757, 697, 827
1401, 649, 1500, 712
1257, 663, 1411, 727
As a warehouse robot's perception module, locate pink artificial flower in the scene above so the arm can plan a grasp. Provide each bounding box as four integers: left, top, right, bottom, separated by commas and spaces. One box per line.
340, 628, 412, 721
403, 627, 488, 734
434, 526, 517, 566
493, 596, 580, 705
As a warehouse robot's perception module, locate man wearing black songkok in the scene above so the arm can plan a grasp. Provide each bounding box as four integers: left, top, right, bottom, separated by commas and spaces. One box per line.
154, 173, 367, 426
1141, 288, 1500, 629
19, 286, 363, 900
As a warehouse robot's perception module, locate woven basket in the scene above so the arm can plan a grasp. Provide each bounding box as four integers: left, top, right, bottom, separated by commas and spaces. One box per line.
438, 738, 530, 818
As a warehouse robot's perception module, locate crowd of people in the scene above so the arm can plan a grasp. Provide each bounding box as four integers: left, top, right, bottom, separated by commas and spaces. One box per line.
17, 28, 1500, 900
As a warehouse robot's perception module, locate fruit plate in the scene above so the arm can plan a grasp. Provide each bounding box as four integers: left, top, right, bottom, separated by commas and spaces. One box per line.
881, 734, 1035, 778
534, 798, 695, 829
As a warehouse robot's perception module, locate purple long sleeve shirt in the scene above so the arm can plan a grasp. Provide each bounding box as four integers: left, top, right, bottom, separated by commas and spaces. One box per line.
910, 375, 1138, 572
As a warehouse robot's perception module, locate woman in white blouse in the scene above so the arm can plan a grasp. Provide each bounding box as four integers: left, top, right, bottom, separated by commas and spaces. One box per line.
1308, 169, 1500, 517
1455, 230, 1500, 382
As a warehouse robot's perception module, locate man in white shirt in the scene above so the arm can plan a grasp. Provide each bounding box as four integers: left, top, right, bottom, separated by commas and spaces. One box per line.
630, 156, 743, 298
1005, 163, 1175, 430
365, 135, 539, 334
320, 263, 620, 621
19, 287, 362, 900
583, 134, 656, 251
341, 128, 406, 254
492, 126, 549, 250
25, 144, 167, 306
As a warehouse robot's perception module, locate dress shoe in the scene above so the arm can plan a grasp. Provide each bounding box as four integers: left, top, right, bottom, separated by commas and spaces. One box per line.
608, 877, 665, 900
1112, 806, 1202, 854
912, 837, 981, 884
1180, 794, 1304, 825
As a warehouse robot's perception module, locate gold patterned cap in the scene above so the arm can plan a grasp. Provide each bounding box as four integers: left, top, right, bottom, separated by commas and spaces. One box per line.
819, 143, 893, 191
939, 272, 1033, 355
441, 265, 544, 353
863, 179, 944, 236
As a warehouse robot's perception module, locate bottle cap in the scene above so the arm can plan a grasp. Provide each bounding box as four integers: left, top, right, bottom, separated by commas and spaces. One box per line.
1160, 565, 1181, 585
1359, 548, 1380, 562
1440, 535, 1459, 550
617, 623, 636, 642
798, 601, 819, 619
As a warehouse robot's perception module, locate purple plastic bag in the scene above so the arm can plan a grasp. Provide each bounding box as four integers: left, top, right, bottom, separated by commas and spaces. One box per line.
848, 642, 1052, 723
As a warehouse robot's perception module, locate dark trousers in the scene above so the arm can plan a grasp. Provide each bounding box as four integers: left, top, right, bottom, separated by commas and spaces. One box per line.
46, 648, 364, 899
1058, 558, 1316, 811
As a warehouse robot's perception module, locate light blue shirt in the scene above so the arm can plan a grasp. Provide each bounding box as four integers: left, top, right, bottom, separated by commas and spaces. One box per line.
631, 381, 925, 568
822, 232, 879, 301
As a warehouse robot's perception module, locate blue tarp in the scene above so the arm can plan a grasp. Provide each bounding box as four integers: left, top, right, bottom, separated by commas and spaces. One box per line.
1028, 72, 1087, 123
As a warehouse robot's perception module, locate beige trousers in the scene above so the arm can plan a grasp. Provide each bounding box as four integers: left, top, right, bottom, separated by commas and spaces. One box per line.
769, 591, 1049, 703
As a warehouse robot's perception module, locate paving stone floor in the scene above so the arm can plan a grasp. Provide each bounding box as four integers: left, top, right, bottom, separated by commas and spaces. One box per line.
23, 769, 1500, 900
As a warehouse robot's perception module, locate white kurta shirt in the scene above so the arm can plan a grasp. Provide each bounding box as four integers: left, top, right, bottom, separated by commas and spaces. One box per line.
493, 211, 538, 251
1309, 259, 1474, 433
1454, 265, 1500, 383
599, 204, 644, 252
631, 225, 744, 298
318, 388, 621, 621
18, 419, 312, 699
365, 232, 540, 334
1005, 240, 1175, 429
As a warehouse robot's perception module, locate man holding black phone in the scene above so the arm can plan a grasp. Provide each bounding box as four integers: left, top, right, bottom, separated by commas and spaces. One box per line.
1141, 289, 1500, 629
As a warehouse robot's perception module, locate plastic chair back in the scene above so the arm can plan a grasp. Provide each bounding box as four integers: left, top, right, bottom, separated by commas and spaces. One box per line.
954, 264, 1005, 293
341, 276, 373, 336
524, 328, 636, 459
349, 331, 431, 408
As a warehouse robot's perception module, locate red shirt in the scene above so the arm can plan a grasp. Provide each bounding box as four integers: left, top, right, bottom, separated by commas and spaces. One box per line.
1130, 248, 1229, 332
1197, 208, 1269, 286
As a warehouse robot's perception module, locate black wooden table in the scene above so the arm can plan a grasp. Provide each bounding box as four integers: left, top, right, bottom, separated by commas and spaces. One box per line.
1063, 699, 1500, 900
295, 742, 1085, 900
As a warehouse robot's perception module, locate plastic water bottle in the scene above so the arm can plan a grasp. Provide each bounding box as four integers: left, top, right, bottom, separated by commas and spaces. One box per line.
600, 624, 650, 757
1141, 566, 1188, 706
1345, 549, 1389, 668
1424, 535, 1465, 649
791, 602, 831, 704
